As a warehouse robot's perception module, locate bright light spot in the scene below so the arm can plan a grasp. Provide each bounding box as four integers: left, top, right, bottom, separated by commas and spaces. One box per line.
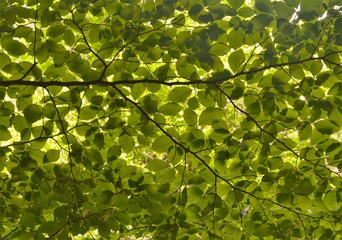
289, 5, 300, 23
318, 11, 327, 20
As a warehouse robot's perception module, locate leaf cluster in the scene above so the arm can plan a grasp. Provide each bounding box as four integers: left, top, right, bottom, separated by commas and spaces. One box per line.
0, 0, 341, 239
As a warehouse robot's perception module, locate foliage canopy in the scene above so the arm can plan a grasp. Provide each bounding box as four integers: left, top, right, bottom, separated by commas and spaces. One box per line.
0, 0, 341, 239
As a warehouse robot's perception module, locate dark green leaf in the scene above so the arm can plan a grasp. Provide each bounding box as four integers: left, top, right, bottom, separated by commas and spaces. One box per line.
314, 119, 339, 135
255, 0, 274, 13
98, 190, 114, 205
20, 212, 37, 228
189, 4, 202, 16
24, 104, 42, 124
301, 0, 323, 10
289, 65, 305, 79
5, 40, 28, 56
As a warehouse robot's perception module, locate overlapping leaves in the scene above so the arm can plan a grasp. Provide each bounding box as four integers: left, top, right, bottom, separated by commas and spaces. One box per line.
0, 0, 341, 239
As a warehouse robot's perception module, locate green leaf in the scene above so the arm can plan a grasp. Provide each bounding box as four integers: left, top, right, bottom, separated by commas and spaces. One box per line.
172, 14, 186, 27
13, 115, 29, 132
228, 49, 245, 72
119, 134, 135, 153
115, 211, 131, 225
143, 95, 159, 113
190, 139, 204, 151
262, 92, 275, 115
79, 106, 98, 120
0, 2, 340, 239
209, 43, 230, 56
146, 159, 169, 171
301, 0, 323, 10
43, 103, 56, 119
140, 120, 155, 136
314, 119, 339, 135
228, 29, 245, 49
255, 0, 274, 13
189, 4, 202, 16
199, 107, 224, 125
54, 206, 68, 223
104, 117, 124, 129
198, 12, 214, 23
112, 194, 129, 210
98, 222, 110, 238
273, 2, 295, 18
253, 224, 273, 237
168, 87, 192, 102
210, 70, 232, 81
298, 123, 312, 140
328, 108, 342, 127
24, 104, 42, 124
131, 83, 145, 100
250, 14, 274, 31
238, 6, 255, 17
310, 61, 323, 76
41, 10, 56, 27
276, 193, 293, 206
208, 24, 225, 41
97, 190, 114, 205
0, 52, 11, 69
20, 212, 37, 228
0, 125, 12, 141
63, 29, 75, 46
44, 149, 60, 163
228, 0, 245, 9
159, 102, 182, 115
328, 82, 342, 96
183, 108, 197, 125
47, 24, 65, 37
4, 40, 28, 56
152, 135, 173, 153
289, 65, 305, 79
120, 5, 135, 20
293, 177, 315, 196
176, 57, 197, 77
267, 157, 283, 170
38, 222, 60, 236
187, 186, 203, 205
323, 190, 338, 211
311, 129, 330, 145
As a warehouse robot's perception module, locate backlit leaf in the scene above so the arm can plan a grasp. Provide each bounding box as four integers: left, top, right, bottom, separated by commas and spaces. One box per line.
168, 87, 192, 102
24, 104, 42, 124
0, 125, 12, 141
255, 0, 273, 13
152, 135, 173, 153
199, 107, 224, 125
146, 159, 169, 171
5, 40, 28, 56
228, 49, 245, 72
